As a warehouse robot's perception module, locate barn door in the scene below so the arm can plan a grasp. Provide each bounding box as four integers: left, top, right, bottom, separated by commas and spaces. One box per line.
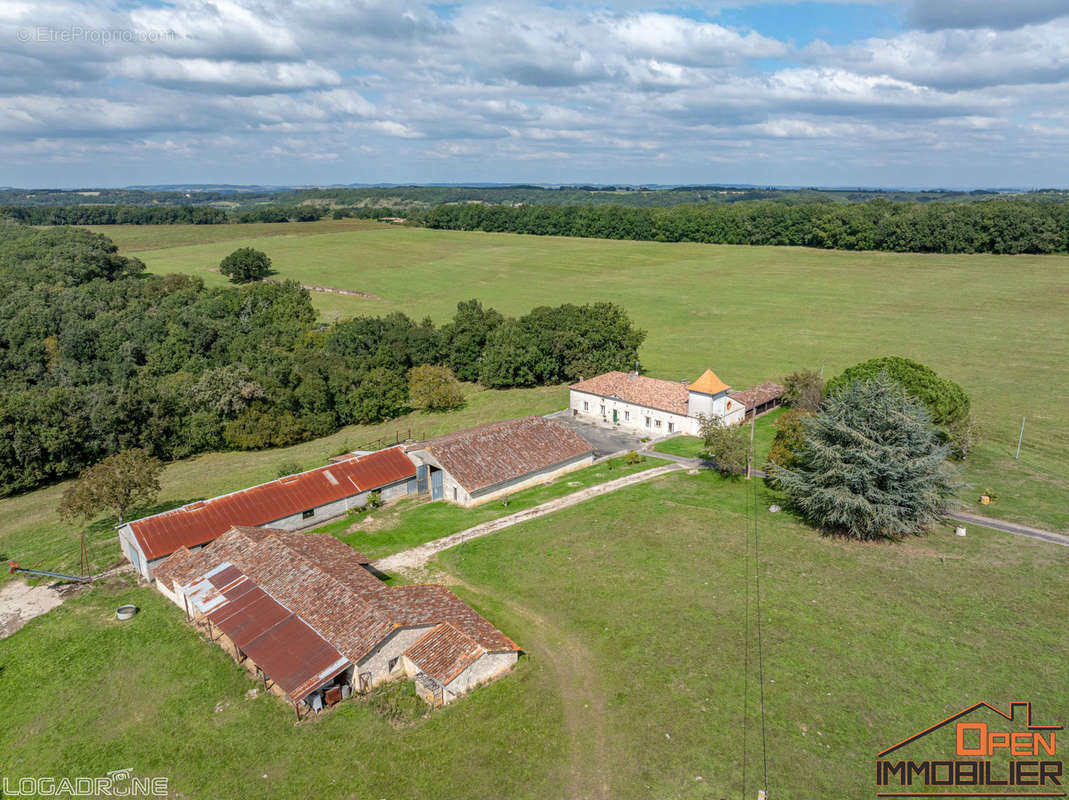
431, 469, 444, 501
416, 464, 428, 494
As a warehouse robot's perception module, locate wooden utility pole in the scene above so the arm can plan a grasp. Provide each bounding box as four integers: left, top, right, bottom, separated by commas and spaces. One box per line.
747, 409, 756, 479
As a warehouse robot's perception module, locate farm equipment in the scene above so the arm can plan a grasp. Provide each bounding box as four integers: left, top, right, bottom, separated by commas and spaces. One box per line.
8, 561, 91, 583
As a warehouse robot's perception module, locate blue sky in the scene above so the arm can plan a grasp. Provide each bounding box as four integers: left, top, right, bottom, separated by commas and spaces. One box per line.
1, 0, 1067, 188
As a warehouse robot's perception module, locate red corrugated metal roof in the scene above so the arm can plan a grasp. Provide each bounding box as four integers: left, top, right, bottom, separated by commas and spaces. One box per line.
129, 447, 415, 560
188, 562, 351, 702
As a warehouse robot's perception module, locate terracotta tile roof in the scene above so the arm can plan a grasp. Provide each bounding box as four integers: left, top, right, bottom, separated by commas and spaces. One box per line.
410, 416, 593, 494
158, 527, 517, 670
728, 381, 785, 412
387, 583, 519, 652
127, 447, 415, 560
570, 371, 690, 415
688, 368, 731, 396
404, 622, 484, 685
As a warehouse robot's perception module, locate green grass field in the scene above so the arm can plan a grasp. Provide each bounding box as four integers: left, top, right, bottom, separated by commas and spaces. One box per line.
312, 453, 666, 560
89, 221, 1068, 531
3, 472, 1064, 799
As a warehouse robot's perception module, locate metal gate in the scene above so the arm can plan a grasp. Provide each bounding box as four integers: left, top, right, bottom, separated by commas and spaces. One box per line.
431, 469, 444, 501
416, 464, 428, 494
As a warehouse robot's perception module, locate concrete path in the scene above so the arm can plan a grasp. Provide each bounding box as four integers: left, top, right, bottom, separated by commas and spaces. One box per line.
374, 463, 681, 571
944, 510, 1069, 547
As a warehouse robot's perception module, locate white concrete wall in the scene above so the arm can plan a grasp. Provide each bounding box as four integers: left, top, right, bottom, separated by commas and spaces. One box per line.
442, 651, 518, 703
356, 625, 434, 689
464, 452, 595, 507
569, 389, 699, 436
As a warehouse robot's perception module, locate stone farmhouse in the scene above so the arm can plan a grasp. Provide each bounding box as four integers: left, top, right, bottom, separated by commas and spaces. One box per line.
404, 415, 595, 507
117, 447, 416, 580
569, 368, 748, 435
153, 525, 519, 714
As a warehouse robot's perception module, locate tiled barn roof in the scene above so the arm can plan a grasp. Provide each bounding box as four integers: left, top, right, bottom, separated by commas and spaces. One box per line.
728, 381, 785, 412
126, 447, 415, 560
410, 416, 593, 494
404, 622, 484, 685
570, 371, 691, 415
157, 527, 517, 671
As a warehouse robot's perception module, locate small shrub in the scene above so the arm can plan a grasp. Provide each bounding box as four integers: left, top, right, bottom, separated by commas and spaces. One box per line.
948, 415, 981, 460
624, 450, 643, 465
277, 461, 302, 478
367, 490, 383, 508
368, 680, 426, 724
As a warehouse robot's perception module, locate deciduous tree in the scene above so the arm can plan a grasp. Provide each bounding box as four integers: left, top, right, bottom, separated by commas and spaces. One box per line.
408, 365, 465, 411
58, 448, 163, 523
219, 247, 272, 283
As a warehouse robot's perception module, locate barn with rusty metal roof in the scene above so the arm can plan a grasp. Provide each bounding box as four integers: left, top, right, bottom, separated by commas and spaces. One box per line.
117, 446, 416, 580
153, 526, 519, 714
405, 415, 595, 507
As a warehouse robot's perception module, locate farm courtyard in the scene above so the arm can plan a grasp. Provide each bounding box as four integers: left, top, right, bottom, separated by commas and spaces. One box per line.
3, 471, 1066, 800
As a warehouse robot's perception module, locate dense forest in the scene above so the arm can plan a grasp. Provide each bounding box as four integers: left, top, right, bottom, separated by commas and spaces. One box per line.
4, 188, 1069, 254
422, 198, 1069, 254
0, 224, 644, 496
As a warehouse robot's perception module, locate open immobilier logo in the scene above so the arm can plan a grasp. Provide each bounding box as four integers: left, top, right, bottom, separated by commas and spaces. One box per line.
876, 701, 1063, 797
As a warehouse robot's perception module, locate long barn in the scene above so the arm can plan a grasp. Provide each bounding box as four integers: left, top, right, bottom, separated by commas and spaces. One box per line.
117, 447, 416, 579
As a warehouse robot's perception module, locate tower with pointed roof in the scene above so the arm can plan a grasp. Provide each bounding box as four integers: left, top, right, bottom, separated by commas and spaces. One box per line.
687, 368, 733, 420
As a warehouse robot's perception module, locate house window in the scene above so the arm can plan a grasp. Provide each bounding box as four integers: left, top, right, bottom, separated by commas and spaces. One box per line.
645, 416, 651, 428
302, 508, 315, 520
624, 410, 630, 421
388, 657, 400, 673
668, 422, 675, 433
600, 405, 605, 415
655, 419, 662, 429
453, 487, 458, 501
583, 401, 589, 411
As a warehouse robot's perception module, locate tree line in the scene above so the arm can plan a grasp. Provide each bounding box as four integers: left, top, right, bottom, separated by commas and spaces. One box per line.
0, 224, 644, 496
421, 197, 1069, 254
7, 194, 1069, 255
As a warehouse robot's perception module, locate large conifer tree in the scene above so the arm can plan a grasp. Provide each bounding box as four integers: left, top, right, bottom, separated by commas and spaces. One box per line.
771, 373, 955, 540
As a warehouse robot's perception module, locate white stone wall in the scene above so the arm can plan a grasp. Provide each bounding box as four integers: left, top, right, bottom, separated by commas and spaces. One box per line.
464, 452, 595, 507
442, 651, 518, 703
569, 389, 699, 436
356, 625, 434, 689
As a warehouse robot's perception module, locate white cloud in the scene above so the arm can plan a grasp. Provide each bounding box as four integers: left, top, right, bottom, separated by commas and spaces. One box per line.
0, 0, 1066, 188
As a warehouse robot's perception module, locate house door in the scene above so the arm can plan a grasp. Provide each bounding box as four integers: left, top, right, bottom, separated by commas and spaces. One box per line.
431, 469, 444, 501
416, 464, 428, 494
613, 409, 618, 423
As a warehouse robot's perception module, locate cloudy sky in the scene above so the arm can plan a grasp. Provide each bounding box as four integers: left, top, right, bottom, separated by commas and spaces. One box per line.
2, 0, 1067, 188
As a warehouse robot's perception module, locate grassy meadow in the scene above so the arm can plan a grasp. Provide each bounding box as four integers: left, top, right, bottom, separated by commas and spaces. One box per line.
311, 453, 667, 560
2, 471, 1065, 799
91, 220, 1069, 531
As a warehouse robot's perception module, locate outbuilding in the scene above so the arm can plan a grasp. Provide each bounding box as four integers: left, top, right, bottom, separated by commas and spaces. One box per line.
405, 416, 595, 506
118, 446, 416, 579
152, 526, 519, 711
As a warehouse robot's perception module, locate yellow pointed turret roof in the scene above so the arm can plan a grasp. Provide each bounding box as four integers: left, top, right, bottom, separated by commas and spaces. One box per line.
687, 368, 730, 395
